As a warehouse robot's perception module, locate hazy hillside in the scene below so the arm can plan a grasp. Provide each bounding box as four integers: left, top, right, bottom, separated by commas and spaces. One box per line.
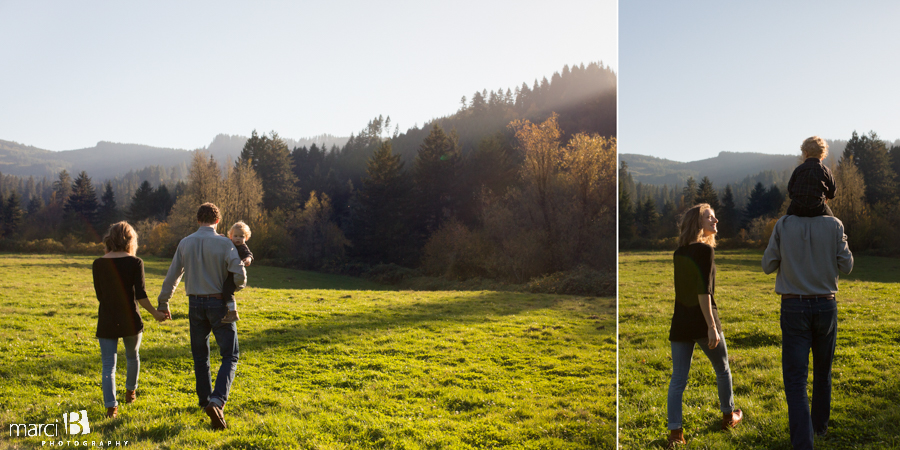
0, 133, 349, 181
619, 150, 846, 186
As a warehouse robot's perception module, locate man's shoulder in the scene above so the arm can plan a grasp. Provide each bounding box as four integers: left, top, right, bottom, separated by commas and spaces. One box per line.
779, 214, 844, 229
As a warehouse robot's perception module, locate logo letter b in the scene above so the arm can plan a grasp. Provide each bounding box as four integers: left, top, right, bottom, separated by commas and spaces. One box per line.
67, 410, 90, 435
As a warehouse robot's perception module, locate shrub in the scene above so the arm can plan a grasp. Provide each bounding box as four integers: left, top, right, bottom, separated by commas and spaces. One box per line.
525, 266, 615, 297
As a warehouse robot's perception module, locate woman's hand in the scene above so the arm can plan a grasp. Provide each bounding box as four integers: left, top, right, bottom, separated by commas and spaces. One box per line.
152, 310, 168, 322
708, 326, 720, 349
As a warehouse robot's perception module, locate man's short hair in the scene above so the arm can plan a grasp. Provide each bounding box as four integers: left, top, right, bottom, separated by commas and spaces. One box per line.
197, 203, 221, 224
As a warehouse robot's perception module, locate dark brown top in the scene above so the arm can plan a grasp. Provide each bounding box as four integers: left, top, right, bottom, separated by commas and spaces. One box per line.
92, 256, 147, 338
670, 242, 722, 341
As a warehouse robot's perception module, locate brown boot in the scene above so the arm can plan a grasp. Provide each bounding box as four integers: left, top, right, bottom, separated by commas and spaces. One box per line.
667, 428, 686, 448
125, 390, 136, 403
722, 409, 743, 430
106, 406, 118, 418
205, 403, 227, 430
222, 310, 240, 323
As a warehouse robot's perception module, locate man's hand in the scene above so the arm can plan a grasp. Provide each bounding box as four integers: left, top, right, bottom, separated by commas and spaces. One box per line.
708, 327, 720, 349
158, 309, 172, 321
152, 310, 169, 322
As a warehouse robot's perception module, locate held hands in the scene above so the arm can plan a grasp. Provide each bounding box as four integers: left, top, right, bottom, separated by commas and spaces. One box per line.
708, 326, 720, 349
153, 309, 171, 322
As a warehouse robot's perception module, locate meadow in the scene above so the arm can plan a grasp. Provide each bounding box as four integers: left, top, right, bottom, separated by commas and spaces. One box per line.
619, 249, 900, 449
0, 254, 615, 449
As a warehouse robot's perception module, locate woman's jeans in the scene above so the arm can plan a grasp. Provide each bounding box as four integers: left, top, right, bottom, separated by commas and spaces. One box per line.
99, 334, 142, 408
781, 297, 837, 450
667, 332, 735, 430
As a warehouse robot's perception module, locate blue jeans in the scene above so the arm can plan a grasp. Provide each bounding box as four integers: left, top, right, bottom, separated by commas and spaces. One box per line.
667, 331, 735, 430
781, 297, 837, 450
189, 295, 239, 408
99, 334, 142, 408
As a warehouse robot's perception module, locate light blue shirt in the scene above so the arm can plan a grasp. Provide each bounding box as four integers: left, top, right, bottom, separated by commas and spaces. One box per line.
762, 215, 853, 296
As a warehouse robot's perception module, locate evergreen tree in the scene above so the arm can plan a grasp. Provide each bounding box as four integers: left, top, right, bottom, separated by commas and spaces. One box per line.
636, 196, 659, 239
743, 182, 769, 227
128, 181, 156, 222
97, 181, 120, 232
3, 191, 24, 237
151, 184, 174, 221
619, 163, 635, 241
681, 176, 698, 210
844, 131, 898, 205
27, 194, 44, 216
696, 176, 720, 211
764, 185, 785, 217
64, 171, 99, 239
413, 124, 461, 238
717, 185, 739, 238
241, 131, 298, 211
350, 141, 412, 264
52, 170, 73, 204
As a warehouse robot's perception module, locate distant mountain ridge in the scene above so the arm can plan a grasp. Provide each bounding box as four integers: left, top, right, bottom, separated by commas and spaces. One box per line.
0, 133, 349, 181
620, 151, 841, 187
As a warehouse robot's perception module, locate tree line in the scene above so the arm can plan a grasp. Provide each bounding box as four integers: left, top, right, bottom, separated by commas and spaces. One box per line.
0, 62, 617, 289
620, 131, 900, 253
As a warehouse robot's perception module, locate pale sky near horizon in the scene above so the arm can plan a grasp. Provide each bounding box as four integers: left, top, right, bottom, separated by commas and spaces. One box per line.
0, 1, 617, 152
620, 1, 900, 162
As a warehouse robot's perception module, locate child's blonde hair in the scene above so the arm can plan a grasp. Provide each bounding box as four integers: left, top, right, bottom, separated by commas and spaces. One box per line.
801, 136, 828, 160
228, 221, 251, 241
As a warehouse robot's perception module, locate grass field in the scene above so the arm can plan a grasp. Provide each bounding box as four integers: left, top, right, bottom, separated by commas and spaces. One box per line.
0, 254, 615, 449
619, 249, 900, 449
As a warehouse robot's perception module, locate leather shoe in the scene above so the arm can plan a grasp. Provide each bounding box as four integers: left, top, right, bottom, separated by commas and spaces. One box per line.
205, 403, 227, 430
722, 409, 743, 430
667, 428, 685, 448
106, 406, 118, 418
125, 390, 136, 403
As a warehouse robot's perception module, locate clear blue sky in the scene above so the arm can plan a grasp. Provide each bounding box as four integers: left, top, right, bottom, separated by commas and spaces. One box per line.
0, 0, 617, 151
620, 1, 900, 162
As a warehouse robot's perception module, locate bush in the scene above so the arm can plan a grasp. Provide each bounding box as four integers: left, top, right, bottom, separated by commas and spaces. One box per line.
421, 220, 492, 280
525, 266, 615, 297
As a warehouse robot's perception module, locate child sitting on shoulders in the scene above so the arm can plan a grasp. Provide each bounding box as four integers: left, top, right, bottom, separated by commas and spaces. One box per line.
786, 136, 836, 217
222, 221, 253, 323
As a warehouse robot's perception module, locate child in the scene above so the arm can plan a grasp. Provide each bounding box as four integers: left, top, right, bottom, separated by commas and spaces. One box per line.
222, 221, 253, 323
786, 136, 836, 217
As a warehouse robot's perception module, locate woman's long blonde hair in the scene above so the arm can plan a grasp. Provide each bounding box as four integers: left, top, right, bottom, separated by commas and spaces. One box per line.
103, 221, 138, 255
677, 203, 716, 248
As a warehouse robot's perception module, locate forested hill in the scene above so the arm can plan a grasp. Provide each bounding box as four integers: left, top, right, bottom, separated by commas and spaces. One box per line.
391, 61, 616, 161
619, 151, 842, 187
0, 134, 349, 180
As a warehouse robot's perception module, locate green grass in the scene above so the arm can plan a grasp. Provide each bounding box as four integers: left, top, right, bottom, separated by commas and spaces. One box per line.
0, 254, 615, 449
619, 249, 900, 449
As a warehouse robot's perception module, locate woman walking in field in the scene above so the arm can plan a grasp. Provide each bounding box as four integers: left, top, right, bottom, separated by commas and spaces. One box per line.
93, 221, 167, 418
666, 203, 743, 448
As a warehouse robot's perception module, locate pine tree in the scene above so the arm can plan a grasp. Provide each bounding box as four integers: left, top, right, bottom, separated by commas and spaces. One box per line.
717, 185, 739, 238
64, 171, 99, 239
743, 182, 769, 228
413, 124, 461, 238
844, 131, 898, 205
128, 181, 156, 222
151, 185, 173, 221
636, 196, 659, 239
52, 170, 73, 204
3, 191, 24, 237
241, 131, 298, 211
696, 176, 720, 211
97, 181, 120, 232
350, 141, 411, 264
681, 176, 698, 210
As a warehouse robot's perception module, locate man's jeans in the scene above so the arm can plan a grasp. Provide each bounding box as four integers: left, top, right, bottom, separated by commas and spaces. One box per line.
781, 297, 837, 450
667, 331, 735, 430
189, 295, 239, 409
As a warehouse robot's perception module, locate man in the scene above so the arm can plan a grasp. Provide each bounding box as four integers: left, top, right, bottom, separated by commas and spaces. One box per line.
762, 214, 853, 450
158, 203, 246, 430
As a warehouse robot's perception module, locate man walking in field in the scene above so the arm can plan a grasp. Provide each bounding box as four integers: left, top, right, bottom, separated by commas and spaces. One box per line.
158, 203, 247, 430
762, 214, 853, 449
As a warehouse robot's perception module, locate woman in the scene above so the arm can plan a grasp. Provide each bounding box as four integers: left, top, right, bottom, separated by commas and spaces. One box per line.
93, 221, 166, 418
666, 204, 743, 447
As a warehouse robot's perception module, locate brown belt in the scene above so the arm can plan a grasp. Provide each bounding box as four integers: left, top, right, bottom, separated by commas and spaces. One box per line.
191, 293, 223, 299
781, 294, 834, 300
